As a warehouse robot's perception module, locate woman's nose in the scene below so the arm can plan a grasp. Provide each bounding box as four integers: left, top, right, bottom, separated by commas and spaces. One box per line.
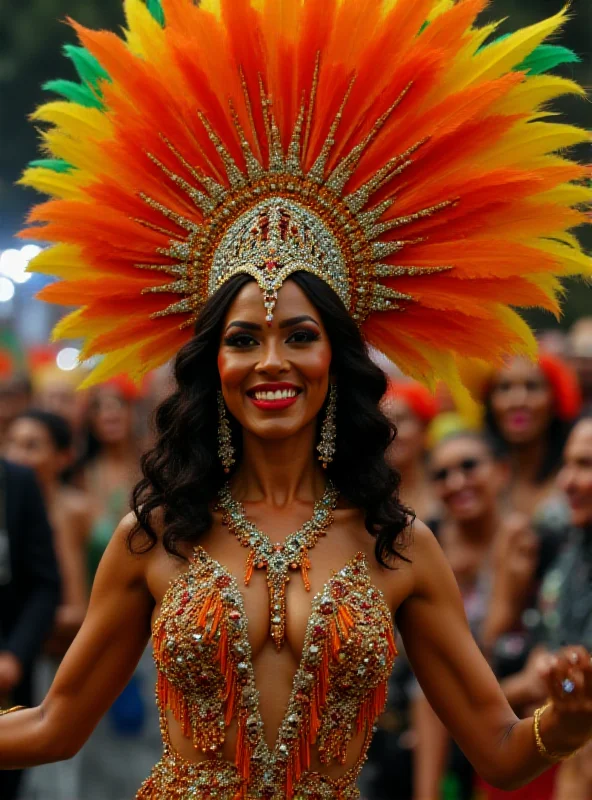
256, 340, 288, 374
446, 468, 466, 492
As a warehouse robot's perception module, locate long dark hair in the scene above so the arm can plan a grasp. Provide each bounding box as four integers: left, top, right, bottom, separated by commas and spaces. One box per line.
131, 272, 412, 567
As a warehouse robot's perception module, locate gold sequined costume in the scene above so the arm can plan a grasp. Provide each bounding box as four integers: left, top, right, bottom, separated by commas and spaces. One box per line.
137, 550, 396, 799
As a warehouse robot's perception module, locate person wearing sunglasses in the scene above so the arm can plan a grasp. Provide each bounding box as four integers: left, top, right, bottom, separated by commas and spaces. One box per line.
413, 432, 544, 800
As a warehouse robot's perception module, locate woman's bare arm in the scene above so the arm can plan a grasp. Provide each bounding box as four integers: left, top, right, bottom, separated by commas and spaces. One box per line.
397, 522, 591, 791
0, 513, 153, 768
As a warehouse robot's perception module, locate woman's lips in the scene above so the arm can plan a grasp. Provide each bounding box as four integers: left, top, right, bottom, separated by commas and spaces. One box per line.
506, 411, 532, 431
247, 383, 302, 411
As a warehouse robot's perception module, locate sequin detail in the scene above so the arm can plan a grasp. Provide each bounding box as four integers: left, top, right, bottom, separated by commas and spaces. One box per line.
137, 549, 396, 799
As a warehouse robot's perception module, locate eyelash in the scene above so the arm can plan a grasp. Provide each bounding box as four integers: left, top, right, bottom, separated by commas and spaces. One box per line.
223, 329, 320, 348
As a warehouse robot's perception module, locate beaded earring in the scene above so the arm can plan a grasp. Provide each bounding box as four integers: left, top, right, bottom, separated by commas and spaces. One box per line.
317, 383, 337, 468
217, 391, 236, 474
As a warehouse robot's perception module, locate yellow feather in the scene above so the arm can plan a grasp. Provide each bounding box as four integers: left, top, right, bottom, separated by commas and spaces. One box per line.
52, 309, 114, 341
31, 102, 112, 141
426, 0, 454, 23
494, 305, 538, 358
533, 239, 592, 278
480, 121, 591, 168
465, 7, 569, 87
79, 342, 151, 389
124, 0, 168, 60
491, 75, 586, 116
199, 0, 222, 18
438, 21, 504, 97
536, 184, 592, 209
18, 167, 86, 200
26, 244, 87, 279
40, 129, 109, 176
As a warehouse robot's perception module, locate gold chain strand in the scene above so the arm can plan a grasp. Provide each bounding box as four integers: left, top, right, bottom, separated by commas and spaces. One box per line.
217, 482, 339, 650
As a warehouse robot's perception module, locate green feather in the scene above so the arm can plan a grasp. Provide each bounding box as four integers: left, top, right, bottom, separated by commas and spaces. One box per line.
481, 35, 581, 76
147, 0, 165, 26
29, 159, 74, 174
42, 79, 104, 109
63, 45, 110, 92
517, 44, 581, 76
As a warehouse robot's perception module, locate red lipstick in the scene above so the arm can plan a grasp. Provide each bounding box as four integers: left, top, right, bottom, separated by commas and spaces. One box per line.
247, 382, 302, 411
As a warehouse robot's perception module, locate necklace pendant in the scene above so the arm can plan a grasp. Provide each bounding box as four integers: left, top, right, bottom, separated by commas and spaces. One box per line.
268, 570, 289, 651
217, 481, 339, 650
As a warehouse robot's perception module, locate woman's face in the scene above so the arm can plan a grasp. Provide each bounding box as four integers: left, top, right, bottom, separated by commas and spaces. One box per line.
383, 396, 425, 469
430, 436, 505, 522
490, 357, 554, 445
89, 386, 134, 445
218, 280, 332, 442
5, 418, 67, 484
558, 419, 592, 529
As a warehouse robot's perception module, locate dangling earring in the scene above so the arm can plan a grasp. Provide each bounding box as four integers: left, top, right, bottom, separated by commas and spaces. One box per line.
217, 391, 235, 474
317, 383, 337, 469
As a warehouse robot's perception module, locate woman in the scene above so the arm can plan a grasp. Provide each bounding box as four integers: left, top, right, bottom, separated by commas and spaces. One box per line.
5, 410, 88, 654
77, 378, 142, 581
6, 0, 592, 797
484, 355, 582, 520
75, 378, 163, 800
413, 432, 544, 800
5, 410, 89, 800
383, 381, 439, 520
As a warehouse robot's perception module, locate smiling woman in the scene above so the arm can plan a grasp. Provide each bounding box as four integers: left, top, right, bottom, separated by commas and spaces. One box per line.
4, 0, 592, 797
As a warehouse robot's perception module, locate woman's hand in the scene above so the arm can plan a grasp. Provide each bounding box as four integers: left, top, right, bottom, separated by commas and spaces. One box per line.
537, 646, 592, 755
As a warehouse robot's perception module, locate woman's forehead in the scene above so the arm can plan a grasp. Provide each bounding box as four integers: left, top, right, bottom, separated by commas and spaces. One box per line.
223, 280, 321, 326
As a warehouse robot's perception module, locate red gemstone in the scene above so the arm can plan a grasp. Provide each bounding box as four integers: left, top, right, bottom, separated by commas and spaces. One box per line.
216, 575, 231, 588
229, 610, 241, 620
331, 582, 346, 599
320, 603, 334, 615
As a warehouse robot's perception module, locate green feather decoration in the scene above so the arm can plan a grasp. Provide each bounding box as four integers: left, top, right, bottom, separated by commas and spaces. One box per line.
29, 159, 74, 174
517, 44, 581, 76
482, 34, 580, 76
147, 0, 165, 26
42, 79, 104, 109
63, 45, 110, 92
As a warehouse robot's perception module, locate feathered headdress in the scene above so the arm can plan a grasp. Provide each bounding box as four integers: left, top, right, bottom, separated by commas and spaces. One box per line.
20, 0, 592, 390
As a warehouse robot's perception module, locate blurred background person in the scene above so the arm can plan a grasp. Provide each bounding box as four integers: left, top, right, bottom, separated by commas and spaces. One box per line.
477, 413, 592, 800
360, 382, 439, 800
566, 316, 592, 407
412, 431, 536, 800
484, 354, 581, 521
72, 377, 162, 800
5, 410, 88, 655
0, 374, 33, 449
383, 380, 439, 519
0, 455, 60, 799
5, 409, 89, 800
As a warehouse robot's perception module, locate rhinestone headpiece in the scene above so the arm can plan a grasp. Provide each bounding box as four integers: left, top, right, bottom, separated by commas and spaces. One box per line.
21, 0, 592, 389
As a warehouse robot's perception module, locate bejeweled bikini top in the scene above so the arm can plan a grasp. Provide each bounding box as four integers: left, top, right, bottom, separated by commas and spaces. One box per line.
152, 547, 397, 799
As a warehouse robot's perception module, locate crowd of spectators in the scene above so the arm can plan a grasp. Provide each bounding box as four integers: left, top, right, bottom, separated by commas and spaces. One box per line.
0, 318, 590, 800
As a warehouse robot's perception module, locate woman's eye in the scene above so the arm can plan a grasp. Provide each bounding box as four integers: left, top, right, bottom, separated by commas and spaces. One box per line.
224, 333, 258, 348
286, 329, 320, 344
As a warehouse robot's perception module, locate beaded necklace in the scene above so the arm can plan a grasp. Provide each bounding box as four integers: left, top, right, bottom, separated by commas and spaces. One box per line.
217, 482, 339, 650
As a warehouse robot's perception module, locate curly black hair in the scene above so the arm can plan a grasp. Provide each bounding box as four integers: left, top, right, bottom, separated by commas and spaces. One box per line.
131, 272, 412, 567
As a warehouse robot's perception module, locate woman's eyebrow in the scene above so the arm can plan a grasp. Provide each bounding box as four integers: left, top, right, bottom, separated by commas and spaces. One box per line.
278, 315, 319, 329
225, 320, 262, 332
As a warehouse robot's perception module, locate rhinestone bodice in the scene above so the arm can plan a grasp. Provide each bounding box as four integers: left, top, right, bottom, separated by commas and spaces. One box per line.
137, 548, 396, 799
